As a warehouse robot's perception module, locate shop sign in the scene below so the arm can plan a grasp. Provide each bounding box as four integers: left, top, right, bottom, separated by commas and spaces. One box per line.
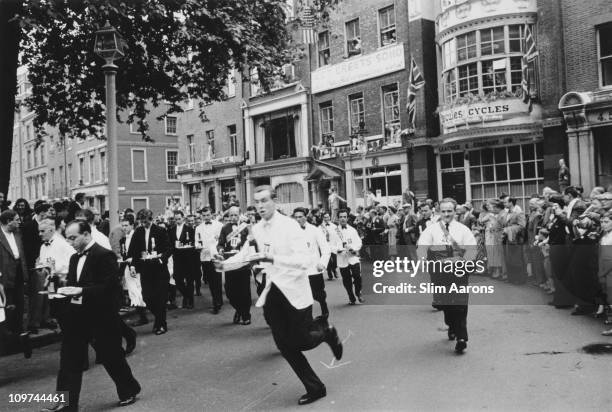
439, 98, 528, 132
436, 134, 539, 153
311, 43, 405, 93
588, 109, 612, 127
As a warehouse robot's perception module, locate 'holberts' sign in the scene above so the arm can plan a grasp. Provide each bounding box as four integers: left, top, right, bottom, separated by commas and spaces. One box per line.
439, 98, 527, 133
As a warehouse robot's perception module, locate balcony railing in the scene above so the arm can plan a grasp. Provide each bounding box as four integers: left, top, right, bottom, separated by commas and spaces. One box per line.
176, 155, 244, 174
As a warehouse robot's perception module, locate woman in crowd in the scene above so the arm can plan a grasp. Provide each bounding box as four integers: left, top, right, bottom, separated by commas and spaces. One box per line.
599, 211, 612, 335
483, 199, 504, 279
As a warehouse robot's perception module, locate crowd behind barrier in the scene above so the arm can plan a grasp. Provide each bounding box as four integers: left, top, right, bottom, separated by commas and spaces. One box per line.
1, 182, 612, 361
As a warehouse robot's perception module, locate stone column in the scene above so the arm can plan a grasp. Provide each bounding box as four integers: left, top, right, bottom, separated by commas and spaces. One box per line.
300, 102, 309, 157
567, 132, 580, 187
244, 110, 255, 166
578, 130, 596, 194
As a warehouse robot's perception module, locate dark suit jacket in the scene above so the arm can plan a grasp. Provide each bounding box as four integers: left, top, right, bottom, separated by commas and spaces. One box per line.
217, 223, 249, 257
66, 201, 82, 223
66, 243, 121, 317
20, 217, 41, 271
127, 224, 171, 275
0, 230, 28, 289
168, 224, 195, 252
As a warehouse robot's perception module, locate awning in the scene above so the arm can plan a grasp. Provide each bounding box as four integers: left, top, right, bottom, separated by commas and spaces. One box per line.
305, 164, 341, 181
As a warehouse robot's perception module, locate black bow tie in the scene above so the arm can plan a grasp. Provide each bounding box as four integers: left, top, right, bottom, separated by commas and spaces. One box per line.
44, 240, 53, 246
205, 222, 212, 225
77, 250, 89, 258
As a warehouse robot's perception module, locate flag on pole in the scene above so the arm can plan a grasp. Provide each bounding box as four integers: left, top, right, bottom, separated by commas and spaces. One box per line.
521, 25, 538, 112
407, 55, 425, 131
301, 6, 316, 44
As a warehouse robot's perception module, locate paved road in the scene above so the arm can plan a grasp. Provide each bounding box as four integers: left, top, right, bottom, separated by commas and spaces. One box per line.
1, 275, 611, 411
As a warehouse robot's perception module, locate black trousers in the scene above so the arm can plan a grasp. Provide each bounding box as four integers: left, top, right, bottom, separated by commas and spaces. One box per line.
173, 252, 194, 305
140, 262, 169, 329
339, 263, 362, 303
263, 284, 326, 394
308, 273, 328, 316
224, 267, 252, 319
56, 306, 140, 407
28, 267, 50, 329
326, 254, 337, 280
0, 285, 25, 355
202, 261, 222, 308
443, 305, 468, 341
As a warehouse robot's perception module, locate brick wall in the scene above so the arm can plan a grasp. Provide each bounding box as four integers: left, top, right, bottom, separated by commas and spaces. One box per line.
560, 0, 612, 92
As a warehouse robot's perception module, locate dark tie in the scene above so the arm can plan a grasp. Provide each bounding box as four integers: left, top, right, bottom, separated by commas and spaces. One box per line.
77, 249, 89, 258
445, 223, 450, 231
205, 222, 212, 225
44, 241, 51, 246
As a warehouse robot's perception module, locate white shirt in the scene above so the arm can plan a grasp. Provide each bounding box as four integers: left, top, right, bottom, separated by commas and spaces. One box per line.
300, 222, 331, 275
1, 227, 19, 259
175, 224, 184, 241
76, 240, 96, 282
320, 222, 342, 253
91, 227, 111, 250
39, 233, 76, 275
336, 224, 362, 268
195, 220, 223, 261
144, 226, 151, 251
124, 230, 134, 252
250, 211, 311, 309
417, 219, 477, 260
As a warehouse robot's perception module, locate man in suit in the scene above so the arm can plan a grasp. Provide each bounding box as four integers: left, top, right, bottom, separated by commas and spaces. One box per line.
217, 206, 252, 324
168, 210, 196, 309
127, 208, 171, 335
195, 207, 224, 313
46, 220, 140, 411
0, 210, 31, 358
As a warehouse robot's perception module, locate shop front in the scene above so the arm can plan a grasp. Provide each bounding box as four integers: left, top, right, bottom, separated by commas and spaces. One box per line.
559, 91, 612, 192
436, 134, 544, 210
344, 147, 409, 209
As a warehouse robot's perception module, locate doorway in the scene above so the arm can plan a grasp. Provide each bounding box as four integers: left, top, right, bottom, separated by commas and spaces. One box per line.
441, 171, 466, 204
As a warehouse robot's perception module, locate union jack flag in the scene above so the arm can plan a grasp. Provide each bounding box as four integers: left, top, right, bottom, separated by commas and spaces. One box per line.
521, 25, 538, 112
407, 55, 425, 131
301, 6, 316, 44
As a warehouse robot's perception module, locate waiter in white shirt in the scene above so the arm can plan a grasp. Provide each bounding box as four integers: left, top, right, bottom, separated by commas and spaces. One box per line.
336, 210, 363, 304
220, 186, 343, 405
195, 207, 224, 314
37, 218, 76, 330
417, 198, 477, 354
293, 207, 331, 318
320, 212, 341, 280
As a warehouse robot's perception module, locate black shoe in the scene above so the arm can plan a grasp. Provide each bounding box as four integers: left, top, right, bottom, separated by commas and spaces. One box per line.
571, 307, 593, 316
357, 295, 365, 303
233, 311, 241, 324
447, 330, 456, 341
117, 395, 138, 407
298, 388, 326, 405
211, 306, 220, 315
154, 326, 167, 335
125, 328, 137, 355
455, 339, 467, 354
20, 333, 32, 359
348, 300, 356, 305
325, 326, 343, 360
241, 317, 252, 325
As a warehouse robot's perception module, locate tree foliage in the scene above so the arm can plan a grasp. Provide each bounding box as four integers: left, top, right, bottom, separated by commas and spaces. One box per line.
17, 0, 337, 142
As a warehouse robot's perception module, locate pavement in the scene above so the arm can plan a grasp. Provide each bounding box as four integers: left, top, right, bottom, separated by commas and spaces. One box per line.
1, 275, 611, 412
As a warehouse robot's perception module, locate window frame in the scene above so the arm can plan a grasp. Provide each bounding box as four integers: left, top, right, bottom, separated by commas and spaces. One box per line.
228, 125, 238, 157
345, 18, 361, 57
165, 115, 178, 135
597, 23, 612, 88
319, 102, 334, 137
186, 134, 196, 164
130, 148, 148, 182
318, 31, 331, 67
131, 197, 150, 211
166, 149, 179, 182
348, 92, 365, 132
378, 5, 396, 47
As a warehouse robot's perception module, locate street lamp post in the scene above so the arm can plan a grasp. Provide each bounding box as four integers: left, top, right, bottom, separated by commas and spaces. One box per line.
94, 21, 125, 229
